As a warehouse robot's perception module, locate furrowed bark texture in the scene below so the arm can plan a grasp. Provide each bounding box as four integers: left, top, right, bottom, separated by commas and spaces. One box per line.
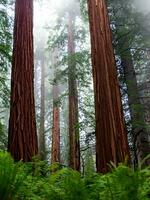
8, 0, 38, 161
87, 0, 129, 173
51, 50, 60, 163
68, 12, 80, 171
39, 57, 46, 160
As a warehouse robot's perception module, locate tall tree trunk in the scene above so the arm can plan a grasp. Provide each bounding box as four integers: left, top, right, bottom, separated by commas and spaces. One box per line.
87, 0, 129, 173
39, 56, 46, 160
51, 50, 60, 163
62, 100, 69, 165
68, 12, 80, 171
121, 51, 150, 165
8, 0, 38, 161
140, 91, 150, 165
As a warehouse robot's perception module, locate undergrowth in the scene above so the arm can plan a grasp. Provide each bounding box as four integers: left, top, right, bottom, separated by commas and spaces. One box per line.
0, 151, 150, 200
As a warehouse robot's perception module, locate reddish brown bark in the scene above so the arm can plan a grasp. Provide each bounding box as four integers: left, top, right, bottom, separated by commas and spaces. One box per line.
8, 0, 38, 161
87, 0, 130, 173
39, 57, 46, 160
51, 51, 60, 163
51, 85, 60, 163
68, 12, 80, 171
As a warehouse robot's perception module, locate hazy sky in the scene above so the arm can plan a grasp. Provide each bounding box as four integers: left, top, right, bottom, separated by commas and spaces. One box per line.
133, 0, 150, 13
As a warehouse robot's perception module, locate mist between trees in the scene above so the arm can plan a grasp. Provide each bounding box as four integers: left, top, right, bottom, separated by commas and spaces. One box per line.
0, 0, 150, 177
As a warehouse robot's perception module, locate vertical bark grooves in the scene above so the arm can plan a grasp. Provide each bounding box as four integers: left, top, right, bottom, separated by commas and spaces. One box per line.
39, 56, 46, 160
87, 0, 129, 173
68, 12, 80, 171
51, 50, 60, 163
8, 0, 38, 161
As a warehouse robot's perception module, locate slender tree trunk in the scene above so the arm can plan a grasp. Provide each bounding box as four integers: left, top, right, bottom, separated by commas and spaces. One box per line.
51, 85, 60, 163
140, 93, 150, 165
8, 0, 38, 161
121, 51, 149, 165
87, 0, 129, 173
51, 50, 60, 163
39, 57, 46, 160
61, 96, 69, 166
68, 12, 80, 171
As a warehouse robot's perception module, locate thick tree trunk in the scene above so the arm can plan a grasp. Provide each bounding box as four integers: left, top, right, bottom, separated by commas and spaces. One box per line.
51, 50, 60, 163
68, 12, 80, 171
8, 0, 38, 161
87, 0, 129, 173
39, 57, 46, 160
121, 51, 150, 165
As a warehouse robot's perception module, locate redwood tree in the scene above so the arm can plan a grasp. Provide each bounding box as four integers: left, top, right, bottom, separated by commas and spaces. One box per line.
87, 0, 129, 173
8, 0, 38, 161
110, 0, 150, 165
39, 55, 46, 160
121, 51, 150, 165
51, 50, 60, 163
68, 12, 80, 171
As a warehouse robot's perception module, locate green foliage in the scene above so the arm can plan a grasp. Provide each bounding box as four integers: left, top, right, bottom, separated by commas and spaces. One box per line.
84, 163, 150, 200
79, 0, 89, 22
0, 152, 150, 200
84, 148, 95, 176
0, 122, 7, 150
0, 0, 12, 107
50, 168, 87, 200
0, 152, 25, 200
17, 166, 88, 200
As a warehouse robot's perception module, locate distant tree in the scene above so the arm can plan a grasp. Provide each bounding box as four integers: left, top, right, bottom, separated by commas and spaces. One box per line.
109, 0, 150, 165
8, 0, 38, 161
47, 1, 94, 170
51, 49, 60, 163
39, 52, 46, 160
87, 0, 130, 173
68, 11, 80, 171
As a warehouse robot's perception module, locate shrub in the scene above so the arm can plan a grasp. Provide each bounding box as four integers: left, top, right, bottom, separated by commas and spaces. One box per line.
0, 151, 24, 200
0, 152, 149, 200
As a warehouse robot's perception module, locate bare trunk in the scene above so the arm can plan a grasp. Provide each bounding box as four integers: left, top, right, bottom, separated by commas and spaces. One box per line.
140, 92, 150, 165
39, 57, 46, 160
87, 0, 129, 173
121, 51, 150, 165
51, 84, 60, 163
51, 50, 60, 163
68, 12, 80, 171
8, 0, 38, 161
61, 97, 69, 165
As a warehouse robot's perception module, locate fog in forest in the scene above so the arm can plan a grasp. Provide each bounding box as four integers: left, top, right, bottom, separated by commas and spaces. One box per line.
0, 0, 150, 185
32, 0, 150, 164
133, 0, 150, 13
33, 0, 93, 164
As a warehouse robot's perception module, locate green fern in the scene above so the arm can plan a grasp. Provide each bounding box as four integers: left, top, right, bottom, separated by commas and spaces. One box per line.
0, 151, 24, 200
0, 152, 149, 200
